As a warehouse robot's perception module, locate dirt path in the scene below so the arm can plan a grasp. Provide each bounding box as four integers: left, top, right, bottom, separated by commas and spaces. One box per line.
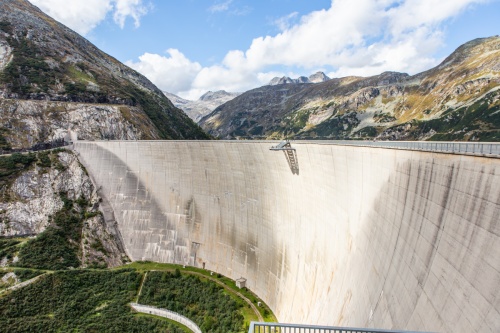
135, 271, 148, 302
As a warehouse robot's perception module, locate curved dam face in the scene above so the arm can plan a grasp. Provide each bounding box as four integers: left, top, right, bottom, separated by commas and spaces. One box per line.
74, 141, 500, 333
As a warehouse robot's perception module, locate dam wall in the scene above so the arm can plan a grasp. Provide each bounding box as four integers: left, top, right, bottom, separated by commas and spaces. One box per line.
74, 141, 500, 333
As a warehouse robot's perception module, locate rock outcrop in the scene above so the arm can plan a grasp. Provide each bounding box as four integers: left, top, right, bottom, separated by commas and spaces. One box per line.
0, 151, 89, 236
0, 149, 126, 267
0, 99, 157, 149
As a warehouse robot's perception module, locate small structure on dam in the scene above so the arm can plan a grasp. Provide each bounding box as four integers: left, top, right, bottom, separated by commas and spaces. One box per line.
270, 140, 299, 174
75, 140, 500, 333
236, 277, 247, 289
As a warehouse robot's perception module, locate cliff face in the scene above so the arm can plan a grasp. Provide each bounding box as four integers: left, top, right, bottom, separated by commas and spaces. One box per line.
0, 149, 126, 268
0, 150, 90, 236
200, 36, 500, 141
0, 0, 208, 149
0, 99, 159, 149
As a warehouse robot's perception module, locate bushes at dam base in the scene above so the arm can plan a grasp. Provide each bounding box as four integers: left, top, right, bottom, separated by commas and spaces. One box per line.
0, 269, 181, 332
0, 268, 249, 332
139, 270, 245, 332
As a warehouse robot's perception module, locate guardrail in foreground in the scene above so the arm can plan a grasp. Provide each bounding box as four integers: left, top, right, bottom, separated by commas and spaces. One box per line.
248, 322, 436, 333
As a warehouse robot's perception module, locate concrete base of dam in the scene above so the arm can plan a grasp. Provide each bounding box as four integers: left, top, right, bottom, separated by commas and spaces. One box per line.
74, 141, 500, 333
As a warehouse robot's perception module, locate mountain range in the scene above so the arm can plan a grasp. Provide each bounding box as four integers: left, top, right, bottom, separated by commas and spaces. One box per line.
200, 36, 500, 141
166, 72, 330, 123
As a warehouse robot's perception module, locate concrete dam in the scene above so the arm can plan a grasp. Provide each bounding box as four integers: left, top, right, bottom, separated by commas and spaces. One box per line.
74, 141, 500, 333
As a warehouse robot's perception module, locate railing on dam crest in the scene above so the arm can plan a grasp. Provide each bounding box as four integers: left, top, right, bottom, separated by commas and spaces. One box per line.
248, 322, 436, 333
306, 140, 500, 157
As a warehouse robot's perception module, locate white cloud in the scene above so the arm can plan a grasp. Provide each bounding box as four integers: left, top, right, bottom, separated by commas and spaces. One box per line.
29, 0, 111, 35
208, 0, 251, 16
191, 64, 259, 95
126, 49, 202, 97
113, 0, 149, 29
118, 0, 493, 99
273, 12, 299, 31
387, 0, 490, 36
208, 0, 233, 13
28, 0, 149, 35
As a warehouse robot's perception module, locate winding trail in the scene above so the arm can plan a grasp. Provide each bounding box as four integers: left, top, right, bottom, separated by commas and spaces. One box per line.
135, 271, 148, 302
0, 273, 47, 295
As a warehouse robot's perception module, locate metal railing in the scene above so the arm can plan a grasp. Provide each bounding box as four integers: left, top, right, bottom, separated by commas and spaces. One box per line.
248, 322, 436, 333
302, 140, 500, 157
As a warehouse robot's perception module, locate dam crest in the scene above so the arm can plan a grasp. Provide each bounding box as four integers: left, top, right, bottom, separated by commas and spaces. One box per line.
74, 141, 500, 333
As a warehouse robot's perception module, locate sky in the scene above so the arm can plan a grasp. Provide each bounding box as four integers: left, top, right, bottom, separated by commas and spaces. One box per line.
28, 0, 500, 100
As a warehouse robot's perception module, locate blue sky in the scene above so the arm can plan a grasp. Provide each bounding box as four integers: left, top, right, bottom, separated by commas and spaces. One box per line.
30, 0, 500, 99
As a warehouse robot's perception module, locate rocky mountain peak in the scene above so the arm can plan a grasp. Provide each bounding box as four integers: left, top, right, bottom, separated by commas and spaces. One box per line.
268, 71, 330, 85
268, 76, 295, 85
199, 90, 235, 102
309, 71, 330, 83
